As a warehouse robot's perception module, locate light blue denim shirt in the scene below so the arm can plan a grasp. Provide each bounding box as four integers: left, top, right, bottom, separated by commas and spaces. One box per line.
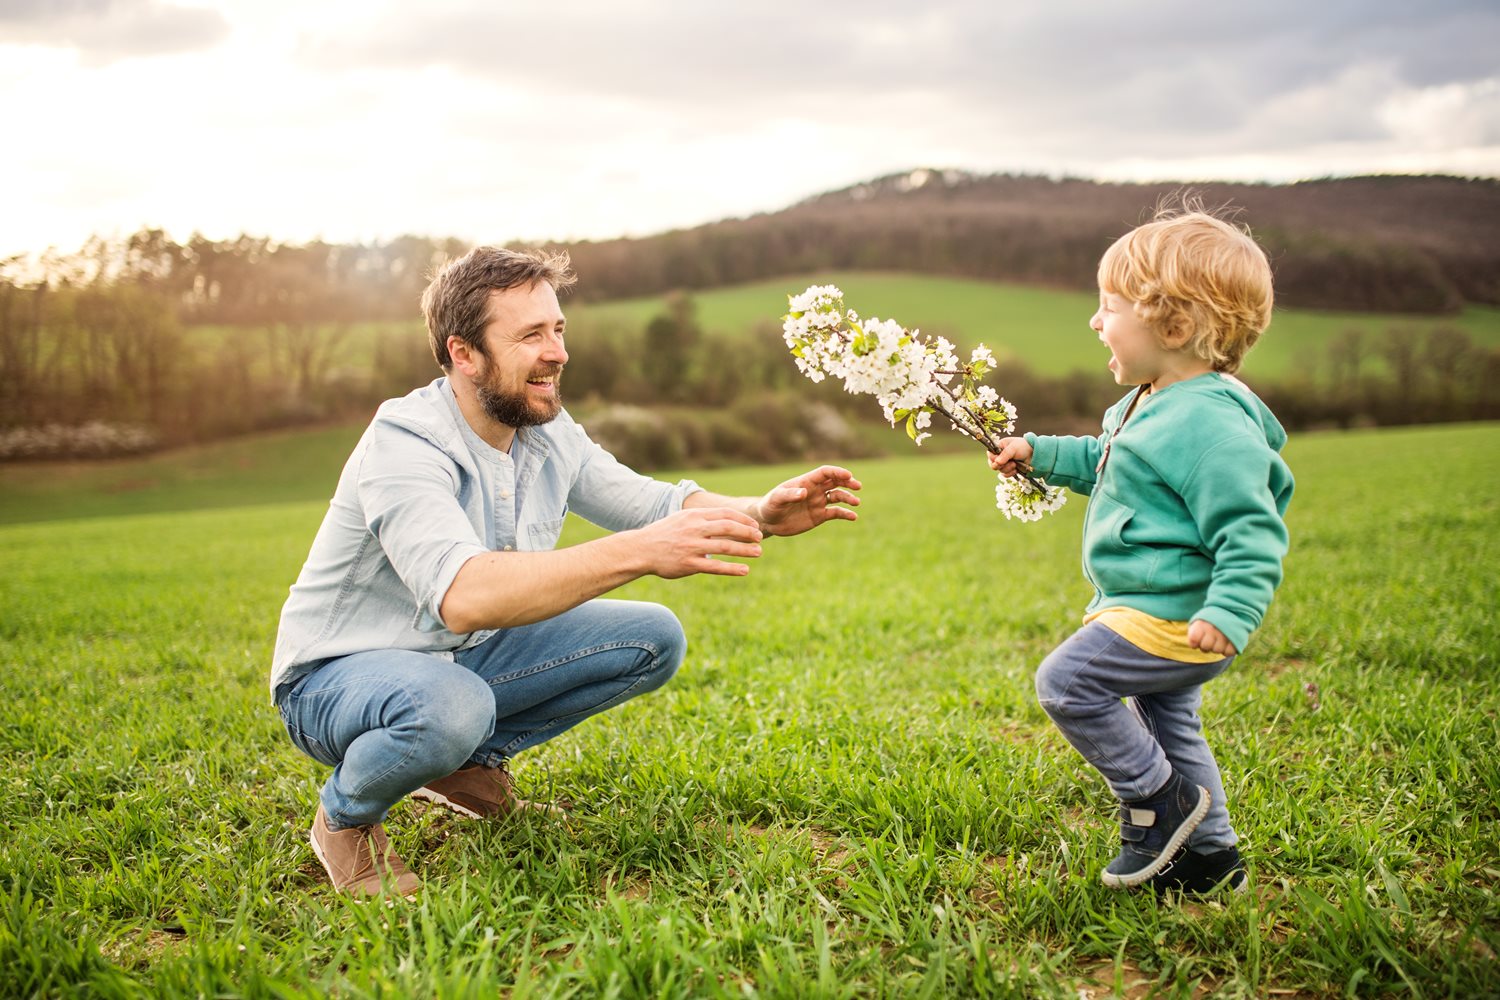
270, 378, 702, 698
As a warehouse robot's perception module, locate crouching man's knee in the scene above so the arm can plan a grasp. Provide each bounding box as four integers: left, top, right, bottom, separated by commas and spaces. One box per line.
633, 602, 686, 693
418, 669, 497, 771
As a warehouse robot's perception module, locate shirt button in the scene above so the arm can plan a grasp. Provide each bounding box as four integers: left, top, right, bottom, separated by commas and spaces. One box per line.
500, 490, 512, 499
502, 545, 513, 551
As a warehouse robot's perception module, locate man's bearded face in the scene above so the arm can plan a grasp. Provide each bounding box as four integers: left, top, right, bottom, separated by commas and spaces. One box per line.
475, 356, 564, 428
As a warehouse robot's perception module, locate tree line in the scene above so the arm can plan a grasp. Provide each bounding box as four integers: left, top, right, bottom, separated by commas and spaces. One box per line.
5, 173, 1495, 324
1, 270, 1495, 465
2, 172, 1497, 462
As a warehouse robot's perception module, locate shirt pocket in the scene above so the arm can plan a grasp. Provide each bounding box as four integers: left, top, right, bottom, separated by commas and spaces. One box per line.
523, 516, 567, 551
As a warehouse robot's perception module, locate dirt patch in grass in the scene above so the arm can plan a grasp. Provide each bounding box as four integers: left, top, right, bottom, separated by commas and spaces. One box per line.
1261, 657, 1312, 679
101, 927, 188, 968
709, 819, 854, 870
804, 825, 852, 869
600, 869, 651, 901
970, 855, 1011, 910
1077, 959, 1168, 999
985, 721, 1047, 745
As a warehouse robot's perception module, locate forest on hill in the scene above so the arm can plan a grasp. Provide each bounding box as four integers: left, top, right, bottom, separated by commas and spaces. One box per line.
571, 172, 1500, 314
2, 172, 1497, 463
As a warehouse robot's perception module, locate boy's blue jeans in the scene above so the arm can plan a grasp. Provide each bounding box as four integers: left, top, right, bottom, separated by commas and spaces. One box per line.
276, 599, 686, 829
1035, 622, 1236, 852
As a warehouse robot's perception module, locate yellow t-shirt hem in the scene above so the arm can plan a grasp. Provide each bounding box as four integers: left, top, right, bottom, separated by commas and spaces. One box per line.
1084, 607, 1226, 663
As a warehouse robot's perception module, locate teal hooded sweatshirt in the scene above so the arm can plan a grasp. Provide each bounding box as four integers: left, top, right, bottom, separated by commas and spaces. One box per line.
1025, 372, 1294, 654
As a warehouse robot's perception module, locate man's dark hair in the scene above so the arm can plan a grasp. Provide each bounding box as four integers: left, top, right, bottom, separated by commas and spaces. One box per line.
421, 247, 577, 369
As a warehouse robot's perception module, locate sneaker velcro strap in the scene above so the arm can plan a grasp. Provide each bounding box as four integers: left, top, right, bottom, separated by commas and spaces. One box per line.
1126, 807, 1157, 827
1120, 823, 1148, 843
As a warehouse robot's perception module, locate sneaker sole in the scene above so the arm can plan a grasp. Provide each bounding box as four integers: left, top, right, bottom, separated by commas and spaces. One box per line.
1101, 784, 1212, 889
308, 825, 335, 877
409, 787, 485, 820
1152, 861, 1250, 897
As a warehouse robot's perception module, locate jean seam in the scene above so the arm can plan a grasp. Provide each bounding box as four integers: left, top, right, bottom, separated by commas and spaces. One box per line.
492, 647, 664, 756
481, 640, 660, 687
1041, 628, 1159, 795
329, 680, 429, 825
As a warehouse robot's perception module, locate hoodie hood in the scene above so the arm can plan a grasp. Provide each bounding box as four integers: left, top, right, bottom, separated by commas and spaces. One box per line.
1154, 372, 1288, 454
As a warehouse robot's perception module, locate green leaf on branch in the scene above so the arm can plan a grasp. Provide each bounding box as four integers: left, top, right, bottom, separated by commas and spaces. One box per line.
905, 413, 918, 440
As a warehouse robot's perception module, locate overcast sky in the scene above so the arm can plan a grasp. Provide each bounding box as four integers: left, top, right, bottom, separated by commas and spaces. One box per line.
3, 0, 1497, 258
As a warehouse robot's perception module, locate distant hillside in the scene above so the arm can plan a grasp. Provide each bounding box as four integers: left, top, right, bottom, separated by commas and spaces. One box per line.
563, 172, 1500, 313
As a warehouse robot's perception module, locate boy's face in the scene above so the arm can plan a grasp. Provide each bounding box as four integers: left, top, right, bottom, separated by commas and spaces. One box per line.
1090, 289, 1171, 388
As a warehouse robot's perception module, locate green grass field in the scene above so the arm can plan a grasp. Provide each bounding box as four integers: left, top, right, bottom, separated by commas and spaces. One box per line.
0, 423, 366, 526
188, 271, 1500, 383
2, 423, 1497, 997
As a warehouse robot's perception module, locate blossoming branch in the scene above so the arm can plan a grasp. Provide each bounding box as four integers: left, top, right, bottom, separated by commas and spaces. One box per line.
782, 284, 1066, 521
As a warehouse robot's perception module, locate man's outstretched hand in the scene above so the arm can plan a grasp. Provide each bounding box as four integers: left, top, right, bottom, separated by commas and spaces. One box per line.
751, 465, 862, 537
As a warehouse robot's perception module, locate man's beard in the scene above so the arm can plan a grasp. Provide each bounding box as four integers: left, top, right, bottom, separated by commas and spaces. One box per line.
475, 363, 564, 428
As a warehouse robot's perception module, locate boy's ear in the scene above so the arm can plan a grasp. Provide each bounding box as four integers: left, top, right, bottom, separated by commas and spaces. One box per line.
1159, 320, 1193, 348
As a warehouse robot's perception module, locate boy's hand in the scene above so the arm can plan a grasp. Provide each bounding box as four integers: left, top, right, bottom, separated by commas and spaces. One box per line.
1188, 619, 1237, 656
987, 437, 1033, 477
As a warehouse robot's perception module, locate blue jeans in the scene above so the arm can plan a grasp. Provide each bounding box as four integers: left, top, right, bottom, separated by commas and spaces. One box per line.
1035, 622, 1236, 851
276, 599, 686, 829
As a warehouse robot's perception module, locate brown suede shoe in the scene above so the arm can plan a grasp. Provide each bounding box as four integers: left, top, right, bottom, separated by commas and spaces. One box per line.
309, 804, 421, 898
410, 763, 565, 820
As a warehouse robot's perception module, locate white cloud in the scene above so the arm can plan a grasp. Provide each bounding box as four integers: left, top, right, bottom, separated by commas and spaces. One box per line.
1380, 77, 1500, 149
1, 0, 1497, 257
0, 0, 230, 63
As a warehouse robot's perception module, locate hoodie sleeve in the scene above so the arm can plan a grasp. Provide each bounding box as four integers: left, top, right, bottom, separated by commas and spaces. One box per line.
1024, 391, 1142, 496
1025, 431, 1105, 496
1177, 431, 1290, 652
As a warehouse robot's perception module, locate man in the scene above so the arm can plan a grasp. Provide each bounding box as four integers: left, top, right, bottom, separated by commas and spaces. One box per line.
271, 246, 861, 897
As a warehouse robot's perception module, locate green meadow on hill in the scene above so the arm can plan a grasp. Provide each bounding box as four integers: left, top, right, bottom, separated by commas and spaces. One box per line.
191, 270, 1500, 381
565, 272, 1500, 377
1, 422, 1497, 997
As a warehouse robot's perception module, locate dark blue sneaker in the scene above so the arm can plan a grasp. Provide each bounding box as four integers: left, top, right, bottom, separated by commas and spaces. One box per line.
1148, 846, 1248, 897
1101, 770, 1210, 889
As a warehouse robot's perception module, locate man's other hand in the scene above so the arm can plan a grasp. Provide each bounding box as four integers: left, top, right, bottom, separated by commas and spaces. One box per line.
638, 507, 764, 579
751, 465, 862, 537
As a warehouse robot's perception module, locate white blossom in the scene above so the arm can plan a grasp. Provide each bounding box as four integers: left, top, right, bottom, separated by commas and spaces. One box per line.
782, 284, 1066, 520
996, 473, 1069, 521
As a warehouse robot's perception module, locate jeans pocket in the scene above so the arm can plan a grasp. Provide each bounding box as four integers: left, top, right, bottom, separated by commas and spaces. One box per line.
279, 694, 339, 766
287, 724, 338, 766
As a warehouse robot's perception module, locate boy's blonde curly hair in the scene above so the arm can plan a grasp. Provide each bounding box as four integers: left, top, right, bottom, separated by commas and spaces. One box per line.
1098, 205, 1274, 374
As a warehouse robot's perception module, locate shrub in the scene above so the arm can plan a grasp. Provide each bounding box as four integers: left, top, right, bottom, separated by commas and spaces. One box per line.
0, 422, 159, 461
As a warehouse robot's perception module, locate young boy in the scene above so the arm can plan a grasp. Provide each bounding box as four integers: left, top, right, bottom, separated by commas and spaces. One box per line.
990, 209, 1293, 895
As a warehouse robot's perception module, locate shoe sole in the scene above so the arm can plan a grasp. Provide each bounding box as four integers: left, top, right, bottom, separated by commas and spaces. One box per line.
1152, 863, 1250, 897
409, 787, 485, 820
1101, 784, 1212, 889
308, 825, 335, 877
